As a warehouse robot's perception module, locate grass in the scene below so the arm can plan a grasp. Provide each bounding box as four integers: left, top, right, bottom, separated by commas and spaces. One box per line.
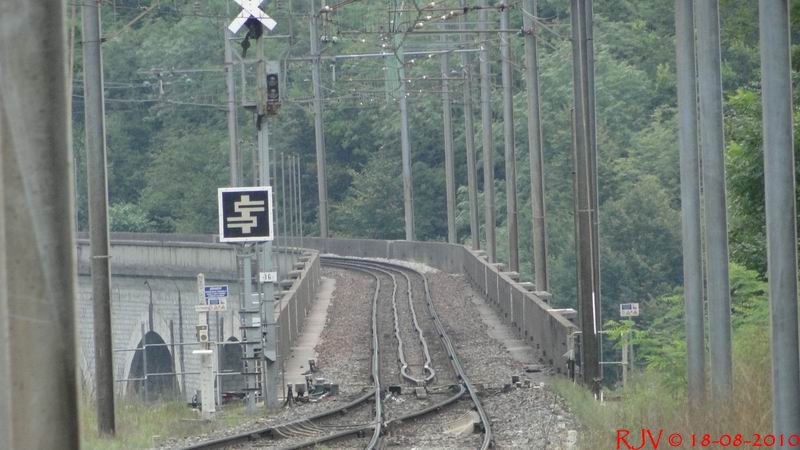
79, 397, 256, 450
552, 323, 773, 450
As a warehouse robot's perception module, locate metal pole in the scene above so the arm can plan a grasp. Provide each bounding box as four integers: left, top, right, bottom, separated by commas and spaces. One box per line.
695, 0, 732, 400
143, 331, 149, 403
272, 144, 282, 277
460, 0, 480, 250
0, 1, 81, 445
296, 155, 305, 250
398, 41, 416, 241
479, 0, 496, 262
293, 155, 299, 251
251, 142, 258, 186
621, 332, 628, 389
499, 2, 519, 272
760, 0, 800, 440
281, 154, 288, 253
441, 34, 457, 244
81, 0, 116, 433
241, 251, 256, 412
570, 0, 600, 391
225, 3, 239, 186
523, 0, 549, 291
288, 152, 296, 253
256, 32, 279, 410
176, 285, 187, 399
310, 12, 329, 237
675, 0, 705, 412
294, 155, 303, 250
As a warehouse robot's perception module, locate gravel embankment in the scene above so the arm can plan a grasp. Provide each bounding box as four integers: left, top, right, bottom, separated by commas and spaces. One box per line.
427, 270, 578, 449
160, 262, 578, 449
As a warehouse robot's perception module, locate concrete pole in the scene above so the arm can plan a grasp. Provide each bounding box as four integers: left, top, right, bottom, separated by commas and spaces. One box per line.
256, 33, 279, 410
759, 0, 800, 440
398, 48, 416, 241
499, 3, 519, 272
0, 117, 7, 450
0, 1, 81, 446
310, 13, 329, 238
522, 0, 549, 291
584, 0, 600, 310
0, 123, 7, 450
570, 0, 600, 391
479, 0, 497, 262
674, 0, 706, 412
582, 0, 602, 379
225, 4, 239, 186
81, 0, 116, 434
441, 35, 457, 244
460, 0, 480, 250
694, 0, 732, 400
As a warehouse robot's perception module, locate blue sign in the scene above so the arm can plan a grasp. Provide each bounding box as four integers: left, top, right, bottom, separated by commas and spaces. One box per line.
204, 285, 229, 305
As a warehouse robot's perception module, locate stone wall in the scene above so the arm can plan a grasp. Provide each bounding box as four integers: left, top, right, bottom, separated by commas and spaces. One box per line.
76, 235, 321, 401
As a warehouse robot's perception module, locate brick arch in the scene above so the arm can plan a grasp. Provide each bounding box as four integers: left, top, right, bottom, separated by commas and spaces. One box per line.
119, 309, 180, 397
126, 331, 178, 401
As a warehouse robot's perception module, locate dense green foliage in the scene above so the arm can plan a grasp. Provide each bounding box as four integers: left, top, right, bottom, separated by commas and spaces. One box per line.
71, 1, 797, 375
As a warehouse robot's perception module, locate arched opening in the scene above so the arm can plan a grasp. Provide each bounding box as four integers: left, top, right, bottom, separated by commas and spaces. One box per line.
127, 331, 178, 401
219, 337, 244, 395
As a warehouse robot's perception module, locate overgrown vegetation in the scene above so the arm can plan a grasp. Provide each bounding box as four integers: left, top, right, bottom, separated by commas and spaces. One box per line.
555, 264, 772, 448
79, 397, 252, 449
69, 0, 800, 319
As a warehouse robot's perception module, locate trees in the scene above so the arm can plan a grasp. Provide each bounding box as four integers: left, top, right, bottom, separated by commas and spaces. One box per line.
72, 1, 787, 320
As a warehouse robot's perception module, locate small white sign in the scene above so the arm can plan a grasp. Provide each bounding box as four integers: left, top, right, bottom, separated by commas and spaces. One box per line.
229, 0, 277, 34
195, 304, 226, 312
620, 303, 640, 318
252, 317, 261, 327
259, 271, 277, 283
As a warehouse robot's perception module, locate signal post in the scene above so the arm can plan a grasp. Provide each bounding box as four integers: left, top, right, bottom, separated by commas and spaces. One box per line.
227, 0, 281, 411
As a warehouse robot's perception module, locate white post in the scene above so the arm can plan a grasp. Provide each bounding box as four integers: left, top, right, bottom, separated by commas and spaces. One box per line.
194, 274, 215, 420
621, 332, 628, 389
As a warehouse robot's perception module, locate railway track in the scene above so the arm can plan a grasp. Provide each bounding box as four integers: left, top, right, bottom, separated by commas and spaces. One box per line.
182, 256, 492, 449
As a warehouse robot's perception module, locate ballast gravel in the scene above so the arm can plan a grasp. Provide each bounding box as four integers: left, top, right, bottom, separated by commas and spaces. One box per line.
158, 263, 578, 450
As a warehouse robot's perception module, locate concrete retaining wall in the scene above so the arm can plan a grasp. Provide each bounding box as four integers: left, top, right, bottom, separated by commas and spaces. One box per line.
276, 251, 321, 362
80, 233, 575, 378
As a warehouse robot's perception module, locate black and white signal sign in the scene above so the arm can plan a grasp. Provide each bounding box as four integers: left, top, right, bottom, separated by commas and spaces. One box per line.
218, 187, 274, 242
228, 0, 277, 34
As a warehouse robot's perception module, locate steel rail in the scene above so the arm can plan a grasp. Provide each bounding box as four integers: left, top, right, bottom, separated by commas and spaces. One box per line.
182, 262, 382, 450
320, 257, 494, 449
184, 257, 493, 449
353, 261, 436, 385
